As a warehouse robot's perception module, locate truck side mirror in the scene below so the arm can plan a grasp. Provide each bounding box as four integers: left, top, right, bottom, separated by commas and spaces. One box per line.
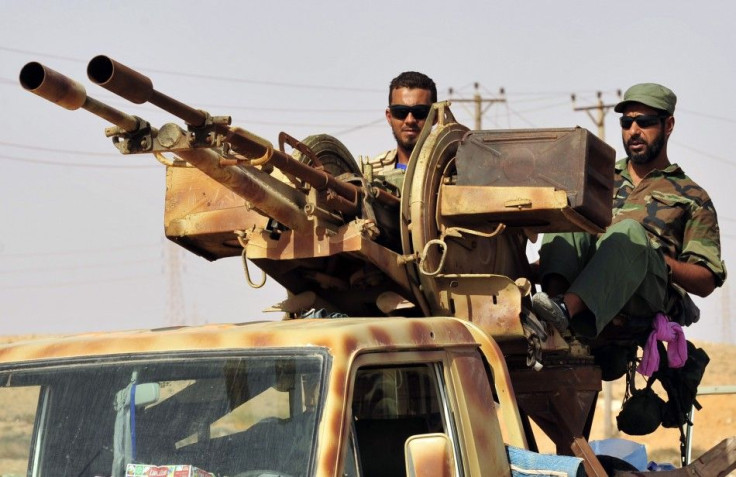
405, 433, 455, 477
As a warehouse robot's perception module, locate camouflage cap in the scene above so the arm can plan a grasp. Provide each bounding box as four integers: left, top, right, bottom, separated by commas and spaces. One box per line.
614, 83, 677, 115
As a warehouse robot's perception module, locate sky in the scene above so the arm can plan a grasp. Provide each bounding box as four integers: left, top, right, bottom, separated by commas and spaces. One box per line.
1, 1, 735, 344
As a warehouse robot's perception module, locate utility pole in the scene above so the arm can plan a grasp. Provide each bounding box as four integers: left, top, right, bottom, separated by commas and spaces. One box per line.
722, 282, 732, 344
572, 89, 621, 439
448, 83, 506, 130
164, 240, 186, 326
571, 90, 621, 141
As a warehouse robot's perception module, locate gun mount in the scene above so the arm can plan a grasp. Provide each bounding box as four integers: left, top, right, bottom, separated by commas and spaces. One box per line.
21, 57, 618, 455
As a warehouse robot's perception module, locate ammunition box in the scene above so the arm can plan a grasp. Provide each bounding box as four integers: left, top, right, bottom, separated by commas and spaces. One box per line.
454, 127, 615, 231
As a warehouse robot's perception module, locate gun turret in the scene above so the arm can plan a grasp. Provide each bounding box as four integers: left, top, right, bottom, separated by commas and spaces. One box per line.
20, 57, 415, 317
20, 57, 616, 321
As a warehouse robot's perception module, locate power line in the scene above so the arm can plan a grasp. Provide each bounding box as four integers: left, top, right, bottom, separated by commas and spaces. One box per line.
0, 46, 80, 63
333, 118, 385, 136
0, 46, 383, 93
91, 81, 582, 114
5, 74, 380, 115
0, 273, 161, 290
670, 141, 736, 168
1, 243, 160, 258
500, 94, 570, 105
189, 102, 377, 114
0, 257, 160, 275
6, 77, 383, 128
0, 153, 159, 169
503, 106, 538, 128
571, 90, 621, 141
8, 44, 736, 123
448, 82, 506, 130
510, 100, 573, 114
509, 89, 621, 97
0, 140, 122, 157
231, 118, 380, 128
678, 108, 736, 124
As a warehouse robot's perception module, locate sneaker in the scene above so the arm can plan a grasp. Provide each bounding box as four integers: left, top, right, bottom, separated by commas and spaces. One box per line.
532, 292, 570, 334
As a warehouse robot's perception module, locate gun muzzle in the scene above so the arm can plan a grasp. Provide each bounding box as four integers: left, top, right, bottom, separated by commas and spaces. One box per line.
88, 55, 207, 127
20, 62, 87, 111
20, 62, 140, 133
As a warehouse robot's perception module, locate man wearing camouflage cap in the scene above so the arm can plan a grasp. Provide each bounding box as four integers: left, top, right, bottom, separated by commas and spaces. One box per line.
532, 83, 726, 338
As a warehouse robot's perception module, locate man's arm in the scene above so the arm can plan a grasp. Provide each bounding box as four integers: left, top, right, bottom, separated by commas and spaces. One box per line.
664, 255, 716, 297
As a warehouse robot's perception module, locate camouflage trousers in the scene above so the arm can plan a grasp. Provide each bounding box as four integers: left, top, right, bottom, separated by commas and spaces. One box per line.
539, 219, 669, 337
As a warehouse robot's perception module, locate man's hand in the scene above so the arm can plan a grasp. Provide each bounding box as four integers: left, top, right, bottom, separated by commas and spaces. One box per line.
664, 255, 716, 297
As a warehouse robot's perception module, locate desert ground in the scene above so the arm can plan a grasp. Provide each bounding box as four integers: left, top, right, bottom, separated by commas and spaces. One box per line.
533, 340, 736, 470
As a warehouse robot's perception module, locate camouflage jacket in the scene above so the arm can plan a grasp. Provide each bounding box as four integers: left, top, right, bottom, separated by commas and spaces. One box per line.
361, 149, 406, 196
363, 149, 398, 175
611, 158, 726, 287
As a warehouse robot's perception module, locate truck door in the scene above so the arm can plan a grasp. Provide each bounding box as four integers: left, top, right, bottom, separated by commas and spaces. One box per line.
346, 353, 462, 477
344, 346, 514, 477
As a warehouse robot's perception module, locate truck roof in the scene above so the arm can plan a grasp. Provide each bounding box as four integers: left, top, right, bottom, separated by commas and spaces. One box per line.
0, 316, 480, 364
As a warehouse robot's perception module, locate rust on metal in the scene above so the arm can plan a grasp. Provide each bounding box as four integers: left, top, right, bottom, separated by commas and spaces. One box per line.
279, 131, 323, 169
511, 366, 601, 456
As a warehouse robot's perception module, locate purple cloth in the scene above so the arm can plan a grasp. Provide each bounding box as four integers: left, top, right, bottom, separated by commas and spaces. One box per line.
637, 313, 688, 377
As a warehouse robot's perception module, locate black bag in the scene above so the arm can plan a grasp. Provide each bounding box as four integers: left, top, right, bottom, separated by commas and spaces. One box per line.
653, 340, 710, 428
616, 340, 709, 433
616, 383, 665, 435
616, 340, 710, 466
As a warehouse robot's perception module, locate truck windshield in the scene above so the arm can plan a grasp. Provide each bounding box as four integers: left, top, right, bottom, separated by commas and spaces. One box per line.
0, 350, 327, 477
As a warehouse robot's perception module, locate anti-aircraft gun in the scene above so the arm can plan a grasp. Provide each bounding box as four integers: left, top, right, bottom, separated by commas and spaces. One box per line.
21, 57, 616, 456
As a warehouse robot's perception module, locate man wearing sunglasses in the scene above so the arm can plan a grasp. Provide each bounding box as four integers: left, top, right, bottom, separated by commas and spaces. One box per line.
366, 71, 437, 176
532, 83, 726, 340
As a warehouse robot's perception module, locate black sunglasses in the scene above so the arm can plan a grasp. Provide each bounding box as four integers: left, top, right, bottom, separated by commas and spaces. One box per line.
620, 114, 666, 129
389, 104, 431, 120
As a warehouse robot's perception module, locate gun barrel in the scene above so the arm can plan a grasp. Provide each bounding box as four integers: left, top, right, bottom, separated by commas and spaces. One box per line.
88, 55, 207, 127
174, 147, 311, 231
85, 57, 398, 213
20, 62, 140, 132
224, 129, 399, 211
19, 62, 86, 110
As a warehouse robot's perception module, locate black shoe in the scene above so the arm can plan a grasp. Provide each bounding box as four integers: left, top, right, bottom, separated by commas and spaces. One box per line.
521, 310, 548, 342
532, 292, 570, 334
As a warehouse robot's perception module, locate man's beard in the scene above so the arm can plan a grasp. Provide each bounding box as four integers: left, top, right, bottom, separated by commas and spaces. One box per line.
625, 129, 665, 164
393, 130, 417, 154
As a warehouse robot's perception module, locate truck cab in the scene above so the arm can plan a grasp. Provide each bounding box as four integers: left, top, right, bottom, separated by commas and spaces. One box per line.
0, 317, 527, 477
